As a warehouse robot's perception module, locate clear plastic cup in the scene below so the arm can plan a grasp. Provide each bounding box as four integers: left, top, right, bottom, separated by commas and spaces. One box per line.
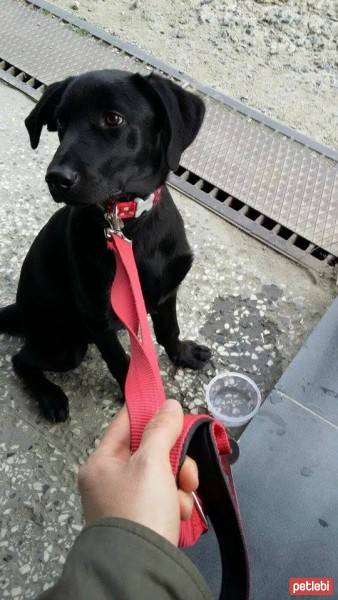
206, 372, 262, 428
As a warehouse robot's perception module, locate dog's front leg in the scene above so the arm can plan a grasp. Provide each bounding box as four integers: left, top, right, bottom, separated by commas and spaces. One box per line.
151, 293, 211, 370
93, 329, 129, 392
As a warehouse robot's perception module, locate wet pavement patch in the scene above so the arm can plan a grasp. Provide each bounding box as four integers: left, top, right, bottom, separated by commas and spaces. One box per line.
200, 286, 283, 400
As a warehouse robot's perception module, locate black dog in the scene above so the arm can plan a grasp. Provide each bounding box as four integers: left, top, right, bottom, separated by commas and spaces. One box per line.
0, 69, 211, 422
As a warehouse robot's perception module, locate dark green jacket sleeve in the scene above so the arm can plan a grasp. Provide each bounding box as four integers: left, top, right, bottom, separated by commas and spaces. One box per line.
37, 517, 213, 600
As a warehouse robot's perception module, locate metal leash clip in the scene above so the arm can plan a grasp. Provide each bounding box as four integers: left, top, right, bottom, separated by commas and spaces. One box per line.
192, 491, 209, 529
104, 204, 124, 240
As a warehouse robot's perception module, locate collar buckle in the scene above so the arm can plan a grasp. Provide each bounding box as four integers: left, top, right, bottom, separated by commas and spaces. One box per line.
104, 187, 162, 239
134, 195, 155, 218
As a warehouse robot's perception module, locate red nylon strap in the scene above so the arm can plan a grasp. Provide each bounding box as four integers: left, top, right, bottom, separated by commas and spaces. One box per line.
107, 232, 230, 547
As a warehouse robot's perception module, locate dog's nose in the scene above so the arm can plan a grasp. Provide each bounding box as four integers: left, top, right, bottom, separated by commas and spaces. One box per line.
45, 166, 79, 190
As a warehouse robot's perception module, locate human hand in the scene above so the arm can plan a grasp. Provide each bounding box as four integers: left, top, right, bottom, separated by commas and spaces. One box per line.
78, 400, 199, 546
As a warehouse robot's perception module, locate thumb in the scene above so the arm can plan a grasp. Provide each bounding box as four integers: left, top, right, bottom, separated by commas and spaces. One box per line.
95, 404, 130, 458
140, 400, 184, 457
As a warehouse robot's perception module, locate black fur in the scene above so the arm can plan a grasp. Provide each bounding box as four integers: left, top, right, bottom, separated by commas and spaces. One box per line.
0, 69, 210, 422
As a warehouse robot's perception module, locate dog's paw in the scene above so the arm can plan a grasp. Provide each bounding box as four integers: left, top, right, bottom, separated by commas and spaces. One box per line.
171, 340, 211, 370
39, 385, 69, 423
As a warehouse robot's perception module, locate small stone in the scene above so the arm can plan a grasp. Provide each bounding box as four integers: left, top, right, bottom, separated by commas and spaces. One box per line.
71, 1, 80, 9
19, 564, 30, 576
221, 17, 230, 27
313, 36, 325, 51
58, 514, 68, 524
307, 17, 321, 35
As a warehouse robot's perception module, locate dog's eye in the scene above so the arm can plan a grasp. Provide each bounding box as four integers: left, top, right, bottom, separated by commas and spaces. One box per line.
104, 112, 126, 128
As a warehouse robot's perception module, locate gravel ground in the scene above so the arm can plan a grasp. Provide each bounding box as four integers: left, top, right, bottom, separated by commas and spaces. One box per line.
52, 0, 338, 149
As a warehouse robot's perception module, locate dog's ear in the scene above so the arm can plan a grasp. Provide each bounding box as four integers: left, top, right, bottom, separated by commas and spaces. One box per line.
146, 74, 205, 171
25, 77, 74, 149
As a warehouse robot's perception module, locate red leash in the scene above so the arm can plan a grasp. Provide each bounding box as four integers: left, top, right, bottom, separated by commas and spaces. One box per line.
106, 226, 231, 547
105, 199, 250, 599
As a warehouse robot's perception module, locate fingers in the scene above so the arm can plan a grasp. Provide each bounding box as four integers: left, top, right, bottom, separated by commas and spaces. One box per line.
178, 456, 199, 493
140, 400, 184, 456
96, 404, 131, 459
93, 399, 184, 462
178, 457, 198, 521
178, 489, 194, 521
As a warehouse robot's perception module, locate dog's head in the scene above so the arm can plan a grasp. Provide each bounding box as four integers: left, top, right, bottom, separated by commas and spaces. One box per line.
25, 69, 205, 207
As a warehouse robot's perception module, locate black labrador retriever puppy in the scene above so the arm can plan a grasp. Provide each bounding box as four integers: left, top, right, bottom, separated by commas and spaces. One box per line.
0, 69, 211, 422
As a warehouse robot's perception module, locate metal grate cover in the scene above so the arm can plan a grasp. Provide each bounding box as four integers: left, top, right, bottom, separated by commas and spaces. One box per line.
0, 0, 337, 271
184, 100, 338, 254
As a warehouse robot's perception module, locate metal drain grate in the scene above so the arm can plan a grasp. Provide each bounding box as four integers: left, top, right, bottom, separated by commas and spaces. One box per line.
0, 57, 45, 99
0, 0, 337, 275
168, 171, 337, 272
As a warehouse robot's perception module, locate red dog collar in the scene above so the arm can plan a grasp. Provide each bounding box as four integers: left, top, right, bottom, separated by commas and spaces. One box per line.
106, 187, 162, 221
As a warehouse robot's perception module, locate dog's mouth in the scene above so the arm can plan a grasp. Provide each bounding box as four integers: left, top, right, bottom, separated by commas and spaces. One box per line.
108, 189, 123, 200
48, 184, 126, 208
104, 189, 140, 207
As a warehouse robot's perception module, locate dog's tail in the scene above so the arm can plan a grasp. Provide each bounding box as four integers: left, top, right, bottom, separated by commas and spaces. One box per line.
0, 304, 22, 335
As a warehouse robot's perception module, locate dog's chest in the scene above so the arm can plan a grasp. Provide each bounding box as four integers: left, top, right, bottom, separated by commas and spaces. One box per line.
69, 206, 191, 315
134, 250, 176, 308
133, 245, 192, 312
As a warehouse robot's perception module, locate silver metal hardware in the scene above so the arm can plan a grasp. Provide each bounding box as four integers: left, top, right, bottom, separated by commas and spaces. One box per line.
192, 491, 208, 529
104, 205, 124, 239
